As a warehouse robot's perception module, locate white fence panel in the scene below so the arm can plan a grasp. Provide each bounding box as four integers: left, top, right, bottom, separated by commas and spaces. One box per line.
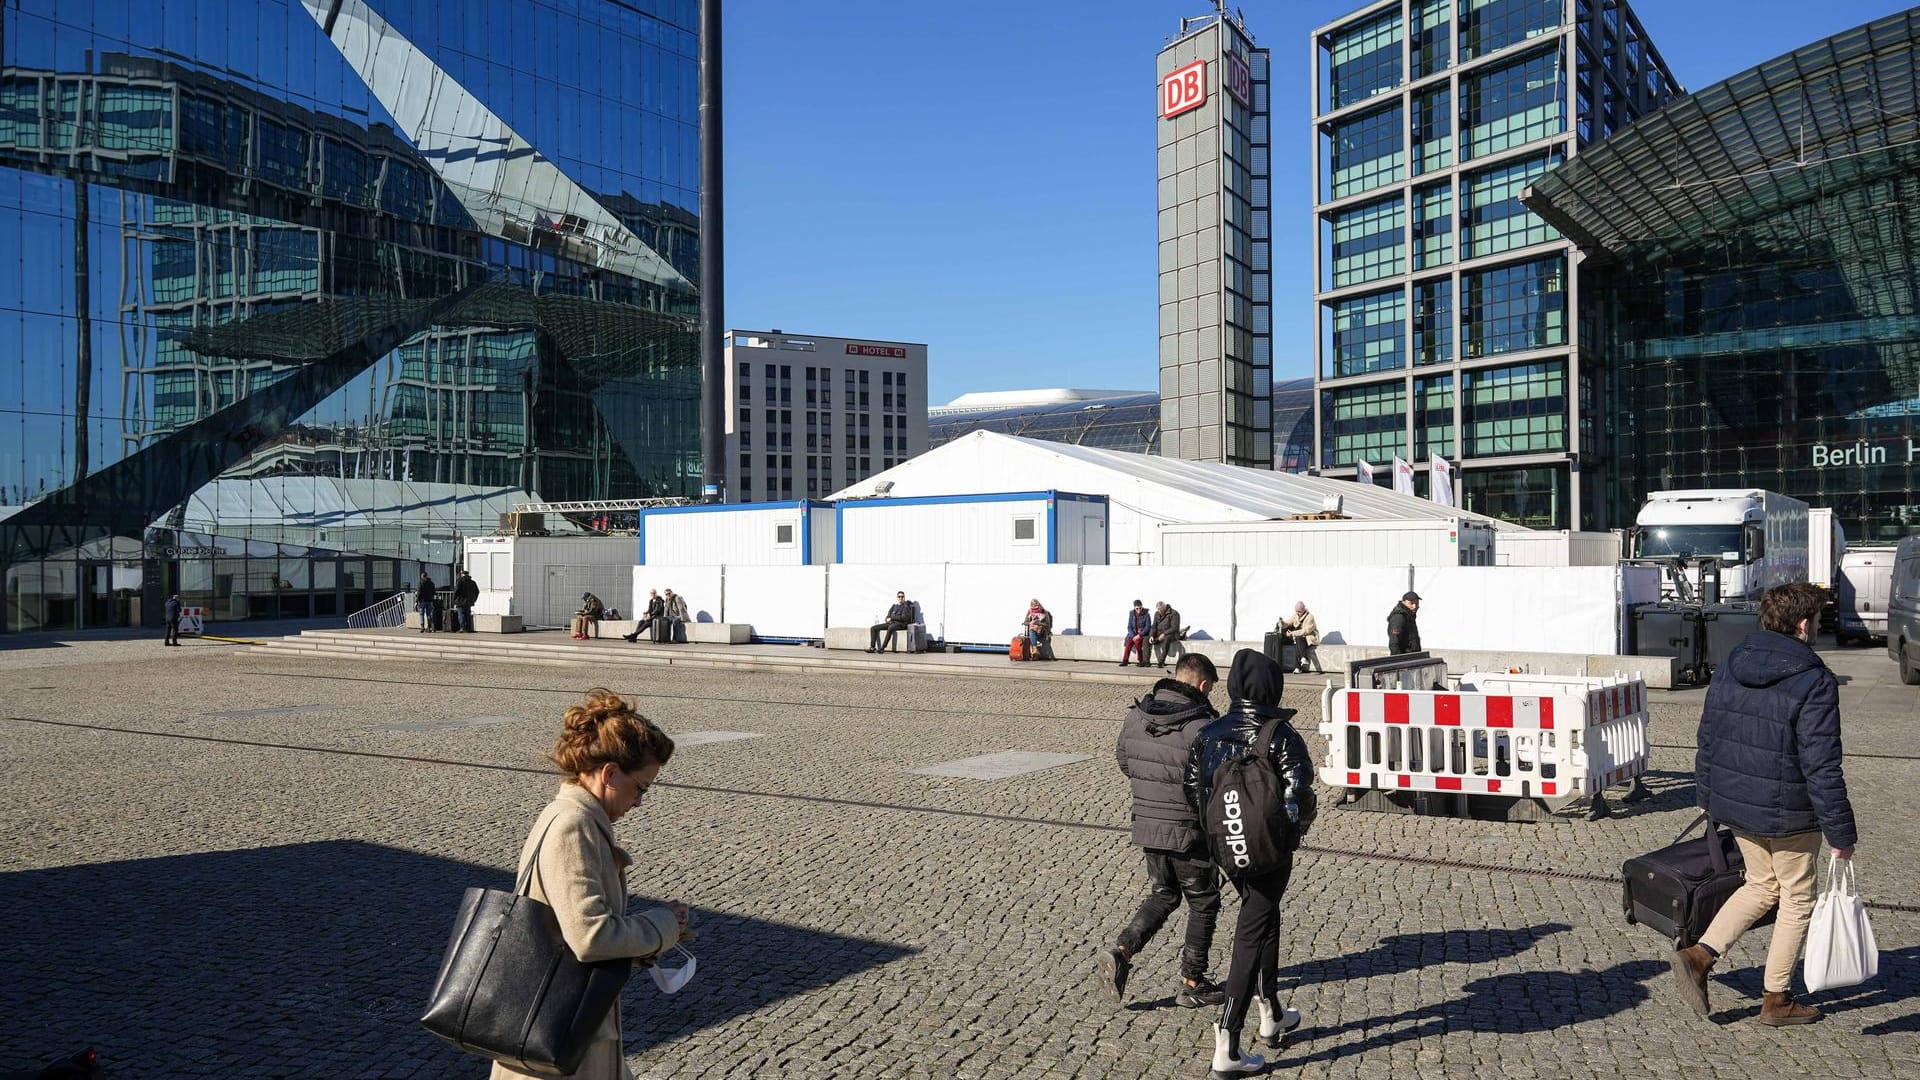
630, 565, 724, 623
943, 564, 1081, 645
722, 565, 826, 639
827, 564, 948, 638
1234, 565, 1410, 647
1415, 566, 1619, 654
1080, 565, 1236, 640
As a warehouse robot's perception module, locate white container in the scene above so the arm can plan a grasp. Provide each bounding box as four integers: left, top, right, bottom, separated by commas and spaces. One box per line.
1157, 518, 1495, 568
835, 491, 1109, 565
1494, 530, 1621, 567
639, 500, 834, 566
462, 535, 638, 627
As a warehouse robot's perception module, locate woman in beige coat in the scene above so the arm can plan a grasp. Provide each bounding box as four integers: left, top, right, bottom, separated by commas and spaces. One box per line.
492, 689, 690, 1080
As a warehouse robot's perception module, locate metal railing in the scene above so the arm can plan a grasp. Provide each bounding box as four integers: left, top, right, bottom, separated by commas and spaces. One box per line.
347, 590, 412, 629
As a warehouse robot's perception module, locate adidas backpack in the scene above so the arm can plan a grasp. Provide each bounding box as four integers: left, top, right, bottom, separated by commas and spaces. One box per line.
1204, 718, 1294, 881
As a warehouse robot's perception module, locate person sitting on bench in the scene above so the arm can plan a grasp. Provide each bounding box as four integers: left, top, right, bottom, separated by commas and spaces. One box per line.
869, 592, 916, 653
570, 592, 604, 639
623, 590, 667, 643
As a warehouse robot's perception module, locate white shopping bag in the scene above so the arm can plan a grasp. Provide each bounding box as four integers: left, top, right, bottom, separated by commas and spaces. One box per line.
1802, 854, 1879, 992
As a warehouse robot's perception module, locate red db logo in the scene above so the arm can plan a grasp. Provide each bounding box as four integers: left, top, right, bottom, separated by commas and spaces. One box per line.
1161, 60, 1206, 119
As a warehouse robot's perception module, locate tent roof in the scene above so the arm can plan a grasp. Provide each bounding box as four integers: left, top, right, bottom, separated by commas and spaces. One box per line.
828, 431, 1521, 530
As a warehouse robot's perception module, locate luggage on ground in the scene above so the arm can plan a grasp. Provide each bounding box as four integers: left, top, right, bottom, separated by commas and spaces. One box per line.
652, 616, 672, 644
1621, 812, 1772, 948
1009, 637, 1027, 662
1263, 631, 1286, 665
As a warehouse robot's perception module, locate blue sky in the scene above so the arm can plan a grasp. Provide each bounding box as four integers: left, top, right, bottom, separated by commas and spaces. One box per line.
721, 0, 1911, 405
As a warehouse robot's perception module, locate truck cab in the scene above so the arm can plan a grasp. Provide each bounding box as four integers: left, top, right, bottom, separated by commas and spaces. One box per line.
1627, 489, 1810, 602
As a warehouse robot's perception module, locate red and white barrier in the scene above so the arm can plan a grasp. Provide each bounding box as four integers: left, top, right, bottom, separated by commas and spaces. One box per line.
1318, 672, 1649, 805
181, 607, 207, 635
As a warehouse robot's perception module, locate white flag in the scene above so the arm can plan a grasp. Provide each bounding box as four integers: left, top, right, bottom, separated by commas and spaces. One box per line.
1356, 460, 1376, 484
1392, 456, 1415, 496
1429, 454, 1455, 507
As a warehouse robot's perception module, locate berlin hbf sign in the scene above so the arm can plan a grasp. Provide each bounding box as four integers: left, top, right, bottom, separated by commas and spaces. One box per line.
1810, 438, 1920, 468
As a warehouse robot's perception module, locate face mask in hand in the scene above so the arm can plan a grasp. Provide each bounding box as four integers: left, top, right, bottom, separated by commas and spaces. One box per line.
650, 945, 697, 995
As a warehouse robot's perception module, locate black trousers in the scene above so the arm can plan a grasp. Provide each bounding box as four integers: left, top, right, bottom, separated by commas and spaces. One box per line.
165, 616, 181, 645
870, 621, 906, 650
1219, 852, 1295, 1033
1115, 849, 1222, 981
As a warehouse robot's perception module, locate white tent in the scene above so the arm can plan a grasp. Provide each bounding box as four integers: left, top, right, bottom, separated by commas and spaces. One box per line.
827, 430, 1520, 564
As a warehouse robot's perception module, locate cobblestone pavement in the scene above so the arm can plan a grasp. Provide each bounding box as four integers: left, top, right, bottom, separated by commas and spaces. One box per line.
1, 634, 1915, 1079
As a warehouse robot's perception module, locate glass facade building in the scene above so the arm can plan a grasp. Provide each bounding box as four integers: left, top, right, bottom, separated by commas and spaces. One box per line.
1527, 9, 1920, 542
0, 0, 701, 632
1311, 0, 1677, 527
928, 381, 1316, 472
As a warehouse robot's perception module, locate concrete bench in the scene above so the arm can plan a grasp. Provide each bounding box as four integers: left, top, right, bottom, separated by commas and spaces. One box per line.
686, 622, 752, 644
826, 624, 928, 653
472, 613, 523, 633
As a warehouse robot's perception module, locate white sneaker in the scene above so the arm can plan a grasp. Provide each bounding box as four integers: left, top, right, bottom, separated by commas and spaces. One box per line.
1209, 1023, 1264, 1076
1255, 996, 1302, 1046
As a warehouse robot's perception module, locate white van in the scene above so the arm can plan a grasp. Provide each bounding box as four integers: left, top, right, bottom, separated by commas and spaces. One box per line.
1836, 546, 1899, 645
1888, 537, 1920, 686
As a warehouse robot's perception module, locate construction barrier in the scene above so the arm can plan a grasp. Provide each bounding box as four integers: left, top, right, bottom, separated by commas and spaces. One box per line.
180, 607, 206, 636
1318, 671, 1649, 807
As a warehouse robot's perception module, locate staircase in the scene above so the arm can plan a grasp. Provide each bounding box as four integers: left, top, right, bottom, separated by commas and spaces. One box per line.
243, 629, 1145, 685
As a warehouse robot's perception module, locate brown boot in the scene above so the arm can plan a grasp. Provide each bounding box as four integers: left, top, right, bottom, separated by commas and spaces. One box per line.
1757, 990, 1822, 1026
1668, 945, 1715, 1017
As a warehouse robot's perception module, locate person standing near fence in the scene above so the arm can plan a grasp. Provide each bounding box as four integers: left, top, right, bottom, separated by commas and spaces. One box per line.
1670, 582, 1857, 1026
415, 571, 438, 634
164, 592, 182, 647
452, 570, 479, 633
1386, 592, 1421, 655
1100, 652, 1226, 1009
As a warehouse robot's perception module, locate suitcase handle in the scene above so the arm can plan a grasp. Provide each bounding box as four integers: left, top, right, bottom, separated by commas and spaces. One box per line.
1675, 811, 1733, 874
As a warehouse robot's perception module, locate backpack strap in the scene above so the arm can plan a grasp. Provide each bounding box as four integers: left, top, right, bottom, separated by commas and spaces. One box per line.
1253, 716, 1284, 764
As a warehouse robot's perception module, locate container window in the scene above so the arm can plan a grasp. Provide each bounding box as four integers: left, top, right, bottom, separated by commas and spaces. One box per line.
775, 523, 796, 546
1013, 517, 1038, 543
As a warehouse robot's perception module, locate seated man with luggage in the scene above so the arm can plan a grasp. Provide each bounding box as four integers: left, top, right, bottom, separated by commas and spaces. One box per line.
655, 588, 690, 644
623, 590, 667, 643
868, 592, 916, 653
1277, 602, 1322, 674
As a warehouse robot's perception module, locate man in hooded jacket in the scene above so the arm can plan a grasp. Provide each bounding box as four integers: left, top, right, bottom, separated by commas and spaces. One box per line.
1669, 582, 1858, 1027
1099, 653, 1226, 1009
1184, 649, 1316, 1076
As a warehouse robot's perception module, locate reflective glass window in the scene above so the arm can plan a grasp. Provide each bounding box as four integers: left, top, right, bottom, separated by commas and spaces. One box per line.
1460, 0, 1561, 61
1328, 11, 1403, 110
1413, 0, 1453, 78
1463, 254, 1564, 358
1415, 374, 1455, 457
1462, 360, 1567, 455
1413, 182, 1452, 270
1462, 46, 1564, 160
1330, 196, 1405, 288
1329, 288, 1406, 378
1328, 104, 1403, 199
1461, 150, 1560, 258
1412, 87, 1452, 175
1321, 382, 1407, 467
1414, 278, 1453, 365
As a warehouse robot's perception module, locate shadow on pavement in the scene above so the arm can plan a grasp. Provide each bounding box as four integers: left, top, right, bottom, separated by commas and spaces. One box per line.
1276, 958, 1665, 1066
1712, 944, 1920, 1031
1279, 922, 1572, 992
0, 840, 914, 1076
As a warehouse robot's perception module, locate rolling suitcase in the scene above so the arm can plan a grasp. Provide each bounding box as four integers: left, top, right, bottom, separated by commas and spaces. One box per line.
1009, 637, 1027, 662
1263, 631, 1286, 665
1622, 812, 1771, 948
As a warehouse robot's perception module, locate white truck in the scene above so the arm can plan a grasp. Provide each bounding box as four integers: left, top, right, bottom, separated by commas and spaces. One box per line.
1808, 507, 1847, 591
1627, 489, 1810, 602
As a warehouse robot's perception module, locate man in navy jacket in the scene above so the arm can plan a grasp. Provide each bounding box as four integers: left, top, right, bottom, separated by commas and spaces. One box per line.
1671, 582, 1858, 1026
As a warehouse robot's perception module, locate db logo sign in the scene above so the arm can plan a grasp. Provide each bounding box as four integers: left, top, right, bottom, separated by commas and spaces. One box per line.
1162, 59, 1206, 119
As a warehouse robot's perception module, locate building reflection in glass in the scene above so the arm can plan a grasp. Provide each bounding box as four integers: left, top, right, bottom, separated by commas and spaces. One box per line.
0, 0, 702, 631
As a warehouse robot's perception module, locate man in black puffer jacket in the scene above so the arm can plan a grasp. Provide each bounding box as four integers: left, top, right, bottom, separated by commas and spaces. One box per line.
1099, 653, 1225, 1010
1670, 582, 1858, 1028
1184, 649, 1316, 1077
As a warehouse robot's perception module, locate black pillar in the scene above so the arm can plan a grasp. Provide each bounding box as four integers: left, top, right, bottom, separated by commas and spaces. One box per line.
698, 0, 725, 503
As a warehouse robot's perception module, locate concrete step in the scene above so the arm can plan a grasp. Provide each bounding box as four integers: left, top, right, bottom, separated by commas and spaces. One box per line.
241, 630, 1176, 686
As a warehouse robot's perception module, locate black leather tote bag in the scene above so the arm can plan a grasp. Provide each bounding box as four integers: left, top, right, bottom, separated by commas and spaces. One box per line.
420, 815, 633, 1075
